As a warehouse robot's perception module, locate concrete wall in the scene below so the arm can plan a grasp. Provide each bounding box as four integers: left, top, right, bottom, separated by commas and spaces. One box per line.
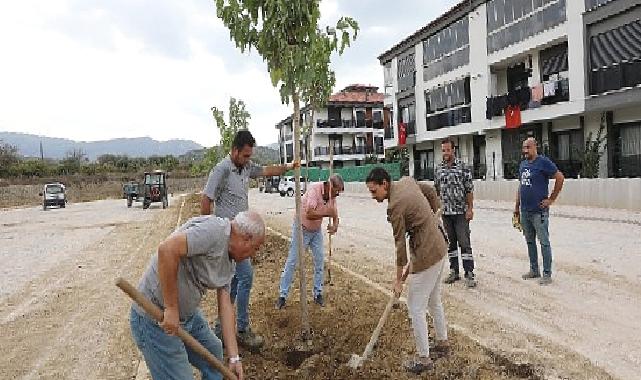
345, 178, 641, 211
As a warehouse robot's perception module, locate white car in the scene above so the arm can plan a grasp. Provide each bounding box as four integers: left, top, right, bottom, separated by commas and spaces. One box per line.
39, 183, 67, 210
278, 176, 306, 197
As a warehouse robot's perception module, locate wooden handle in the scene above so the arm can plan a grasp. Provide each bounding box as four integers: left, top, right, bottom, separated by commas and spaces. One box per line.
360, 294, 396, 360
116, 278, 238, 380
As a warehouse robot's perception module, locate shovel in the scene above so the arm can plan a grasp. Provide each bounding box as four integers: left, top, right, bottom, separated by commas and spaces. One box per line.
347, 265, 409, 369
115, 278, 238, 380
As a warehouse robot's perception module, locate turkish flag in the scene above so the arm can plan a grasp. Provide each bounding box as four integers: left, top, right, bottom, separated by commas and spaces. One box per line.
398, 122, 407, 146
505, 105, 522, 129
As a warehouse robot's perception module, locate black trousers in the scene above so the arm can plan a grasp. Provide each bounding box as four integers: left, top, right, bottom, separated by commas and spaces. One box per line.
442, 214, 474, 274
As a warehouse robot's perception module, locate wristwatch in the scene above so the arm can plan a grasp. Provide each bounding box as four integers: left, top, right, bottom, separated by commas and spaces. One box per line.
229, 355, 241, 364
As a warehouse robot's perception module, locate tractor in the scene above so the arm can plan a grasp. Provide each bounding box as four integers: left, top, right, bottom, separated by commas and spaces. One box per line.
142, 170, 168, 209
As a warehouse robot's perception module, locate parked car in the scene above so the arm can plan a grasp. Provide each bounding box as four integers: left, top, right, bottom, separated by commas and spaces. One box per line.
39, 183, 66, 210
142, 170, 168, 209
279, 176, 306, 197
122, 181, 141, 208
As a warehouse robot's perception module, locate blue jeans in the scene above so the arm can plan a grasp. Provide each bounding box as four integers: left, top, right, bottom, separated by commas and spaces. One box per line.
230, 258, 253, 331
520, 209, 553, 277
279, 224, 324, 299
130, 307, 224, 380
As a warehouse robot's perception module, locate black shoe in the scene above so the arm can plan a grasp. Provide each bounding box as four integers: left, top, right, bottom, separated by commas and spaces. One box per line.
464, 272, 477, 288
275, 296, 286, 310
443, 270, 460, 284
314, 294, 324, 307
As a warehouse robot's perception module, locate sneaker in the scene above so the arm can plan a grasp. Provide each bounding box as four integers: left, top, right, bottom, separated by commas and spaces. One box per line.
464, 272, 477, 288
403, 357, 434, 374
522, 271, 541, 280
443, 270, 460, 284
313, 294, 324, 307
275, 297, 286, 310
237, 328, 264, 352
430, 343, 451, 359
539, 275, 552, 286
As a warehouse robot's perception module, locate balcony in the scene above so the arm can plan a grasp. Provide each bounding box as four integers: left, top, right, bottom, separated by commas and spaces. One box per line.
316, 119, 384, 130
314, 145, 384, 157
486, 78, 570, 119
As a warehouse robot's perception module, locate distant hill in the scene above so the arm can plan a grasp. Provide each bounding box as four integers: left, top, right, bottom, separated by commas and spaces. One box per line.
180, 145, 281, 166
0, 132, 203, 160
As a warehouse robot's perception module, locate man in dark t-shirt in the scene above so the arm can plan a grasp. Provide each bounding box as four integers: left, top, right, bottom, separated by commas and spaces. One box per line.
514, 137, 565, 285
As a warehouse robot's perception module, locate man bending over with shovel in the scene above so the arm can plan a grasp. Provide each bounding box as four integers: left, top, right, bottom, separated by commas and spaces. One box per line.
129, 210, 266, 380
365, 167, 450, 374
275, 174, 344, 309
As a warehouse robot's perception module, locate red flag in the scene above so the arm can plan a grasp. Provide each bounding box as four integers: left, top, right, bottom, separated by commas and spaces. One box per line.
398, 122, 407, 146
505, 105, 521, 129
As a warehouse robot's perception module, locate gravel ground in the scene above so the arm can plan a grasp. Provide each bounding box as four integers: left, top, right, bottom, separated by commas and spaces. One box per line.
250, 188, 640, 380
1, 188, 636, 379
0, 197, 182, 379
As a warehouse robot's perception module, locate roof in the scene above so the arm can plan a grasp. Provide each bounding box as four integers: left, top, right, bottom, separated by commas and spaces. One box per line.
378, 0, 484, 63
274, 85, 385, 128
328, 84, 383, 105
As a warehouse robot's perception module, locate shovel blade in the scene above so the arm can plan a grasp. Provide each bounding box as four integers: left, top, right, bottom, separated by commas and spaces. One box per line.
347, 354, 363, 369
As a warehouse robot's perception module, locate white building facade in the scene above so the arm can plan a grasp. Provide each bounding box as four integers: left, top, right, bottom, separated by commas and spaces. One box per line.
275, 85, 388, 169
379, 0, 641, 180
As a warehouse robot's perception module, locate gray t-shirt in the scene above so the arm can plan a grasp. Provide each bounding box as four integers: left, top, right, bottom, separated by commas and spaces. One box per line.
203, 156, 263, 219
135, 216, 235, 321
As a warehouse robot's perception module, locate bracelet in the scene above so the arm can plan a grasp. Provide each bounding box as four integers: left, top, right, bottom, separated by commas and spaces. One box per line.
229, 355, 241, 364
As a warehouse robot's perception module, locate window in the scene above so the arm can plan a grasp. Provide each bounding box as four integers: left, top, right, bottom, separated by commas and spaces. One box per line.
423, 17, 470, 81
621, 125, 641, 157
397, 52, 416, 91
487, 0, 567, 53
540, 42, 569, 81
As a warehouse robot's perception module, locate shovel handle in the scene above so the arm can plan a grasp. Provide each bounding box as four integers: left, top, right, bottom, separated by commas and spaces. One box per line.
115, 278, 238, 380
359, 293, 397, 361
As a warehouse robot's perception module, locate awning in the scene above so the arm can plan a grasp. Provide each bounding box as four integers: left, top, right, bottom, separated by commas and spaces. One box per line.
590, 20, 641, 69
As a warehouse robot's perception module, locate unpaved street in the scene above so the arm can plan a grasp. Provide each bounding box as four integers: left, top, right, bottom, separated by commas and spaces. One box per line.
0, 198, 181, 379
251, 189, 641, 380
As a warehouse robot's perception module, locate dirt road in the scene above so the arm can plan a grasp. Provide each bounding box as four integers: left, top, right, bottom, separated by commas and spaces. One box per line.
251, 189, 641, 380
0, 198, 181, 379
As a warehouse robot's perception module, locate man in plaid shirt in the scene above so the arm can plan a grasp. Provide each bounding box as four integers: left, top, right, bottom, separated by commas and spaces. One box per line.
434, 138, 477, 288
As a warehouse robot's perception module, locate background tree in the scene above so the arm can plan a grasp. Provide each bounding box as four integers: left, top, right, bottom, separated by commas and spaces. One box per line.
0, 141, 20, 177
216, 0, 358, 339
212, 97, 251, 155
579, 112, 608, 178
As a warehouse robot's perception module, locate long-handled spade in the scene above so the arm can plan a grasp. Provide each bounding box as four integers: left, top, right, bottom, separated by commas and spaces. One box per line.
115, 278, 238, 380
347, 266, 409, 369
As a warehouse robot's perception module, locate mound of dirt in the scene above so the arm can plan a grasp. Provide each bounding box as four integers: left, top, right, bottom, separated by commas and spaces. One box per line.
198, 232, 542, 379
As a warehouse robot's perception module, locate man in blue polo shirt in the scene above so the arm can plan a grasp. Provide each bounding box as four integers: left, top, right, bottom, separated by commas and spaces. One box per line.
513, 137, 564, 285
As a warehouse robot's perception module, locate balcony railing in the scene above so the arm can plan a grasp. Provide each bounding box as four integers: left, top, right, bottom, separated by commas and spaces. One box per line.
314, 146, 384, 156
284, 133, 293, 141
316, 119, 385, 129
486, 78, 569, 119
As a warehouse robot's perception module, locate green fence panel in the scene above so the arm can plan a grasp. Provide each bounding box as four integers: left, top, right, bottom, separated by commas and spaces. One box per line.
286, 162, 401, 182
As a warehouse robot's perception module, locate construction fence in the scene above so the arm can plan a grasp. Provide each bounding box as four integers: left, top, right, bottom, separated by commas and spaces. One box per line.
285, 162, 401, 183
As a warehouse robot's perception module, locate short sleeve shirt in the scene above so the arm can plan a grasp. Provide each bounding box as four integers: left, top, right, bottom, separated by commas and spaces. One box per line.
518, 156, 558, 212
136, 216, 235, 321
300, 182, 335, 231
203, 156, 263, 219
435, 159, 474, 215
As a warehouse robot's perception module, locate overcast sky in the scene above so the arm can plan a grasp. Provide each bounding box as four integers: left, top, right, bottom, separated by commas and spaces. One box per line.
0, 0, 458, 147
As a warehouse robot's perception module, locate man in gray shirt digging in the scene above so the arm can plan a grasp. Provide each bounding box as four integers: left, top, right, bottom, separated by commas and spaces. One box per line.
201, 130, 297, 350
130, 210, 265, 380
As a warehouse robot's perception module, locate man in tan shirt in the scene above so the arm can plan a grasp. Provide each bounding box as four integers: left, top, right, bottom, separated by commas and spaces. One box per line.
365, 167, 450, 374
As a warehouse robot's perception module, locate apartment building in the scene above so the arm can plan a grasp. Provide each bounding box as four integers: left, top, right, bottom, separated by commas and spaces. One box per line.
379, 0, 641, 180
275, 84, 388, 168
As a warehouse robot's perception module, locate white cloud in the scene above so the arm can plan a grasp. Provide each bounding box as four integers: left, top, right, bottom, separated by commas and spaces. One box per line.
0, 0, 459, 148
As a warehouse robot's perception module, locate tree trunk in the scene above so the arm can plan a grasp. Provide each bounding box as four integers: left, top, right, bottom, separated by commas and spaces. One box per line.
292, 91, 310, 338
